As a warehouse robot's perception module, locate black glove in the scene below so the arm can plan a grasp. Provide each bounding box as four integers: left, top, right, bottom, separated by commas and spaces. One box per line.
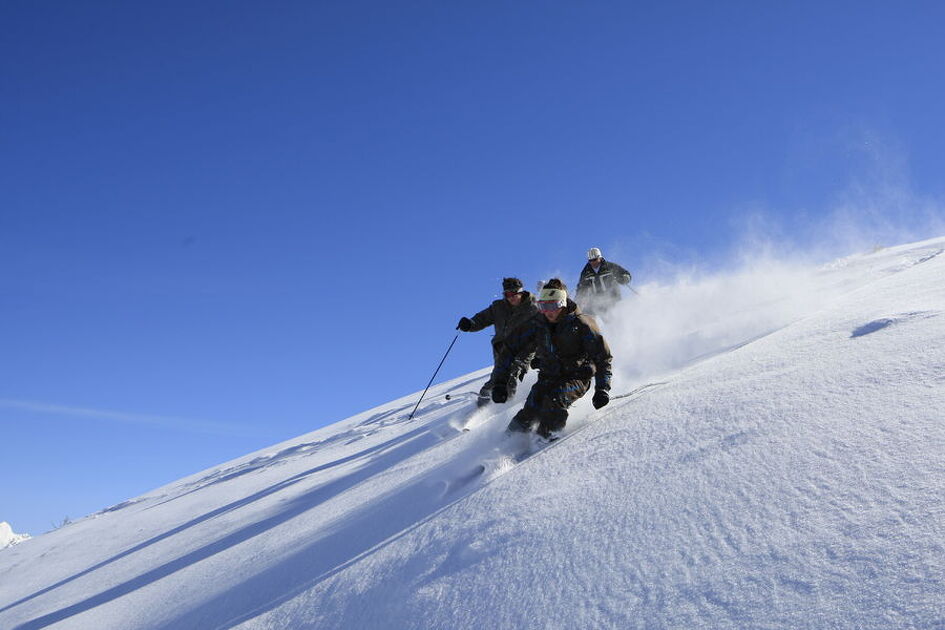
575, 364, 595, 380
511, 360, 527, 382
491, 384, 508, 403
592, 389, 610, 409
530, 357, 541, 370
456, 317, 473, 332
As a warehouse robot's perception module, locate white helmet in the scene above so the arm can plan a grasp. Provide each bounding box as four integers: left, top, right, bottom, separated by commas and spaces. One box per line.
587, 247, 602, 260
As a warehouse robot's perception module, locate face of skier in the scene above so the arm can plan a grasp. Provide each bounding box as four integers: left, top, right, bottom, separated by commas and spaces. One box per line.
504, 291, 523, 306
589, 256, 602, 270
543, 307, 564, 322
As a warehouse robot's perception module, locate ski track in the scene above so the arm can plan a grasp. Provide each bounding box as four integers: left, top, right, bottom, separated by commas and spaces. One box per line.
0, 374, 669, 630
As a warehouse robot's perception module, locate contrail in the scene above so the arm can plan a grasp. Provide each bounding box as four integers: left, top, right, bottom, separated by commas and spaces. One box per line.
0, 398, 264, 438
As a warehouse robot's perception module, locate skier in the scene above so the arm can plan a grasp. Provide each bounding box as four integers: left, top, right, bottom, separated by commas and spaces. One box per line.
490, 279, 612, 440
456, 277, 538, 407
575, 247, 632, 315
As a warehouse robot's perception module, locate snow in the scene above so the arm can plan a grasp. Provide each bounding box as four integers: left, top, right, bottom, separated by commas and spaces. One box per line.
1, 238, 944, 629
0, 523, 30, 550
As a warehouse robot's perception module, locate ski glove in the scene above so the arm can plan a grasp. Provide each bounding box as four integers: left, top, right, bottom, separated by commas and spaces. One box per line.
592, 389, 610, 409
511, 360, 528, 382
456, 317, 473, 332
491, 384, 508, 404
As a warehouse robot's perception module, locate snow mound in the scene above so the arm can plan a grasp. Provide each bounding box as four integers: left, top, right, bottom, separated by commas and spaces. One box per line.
0, 522, 30, 550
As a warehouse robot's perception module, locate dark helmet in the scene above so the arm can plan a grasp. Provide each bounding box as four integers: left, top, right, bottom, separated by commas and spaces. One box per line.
502, 277, 523, 293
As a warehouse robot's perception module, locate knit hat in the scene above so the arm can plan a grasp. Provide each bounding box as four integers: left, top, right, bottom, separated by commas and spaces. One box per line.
587, 247, 602, 260
538, 285, 568, 310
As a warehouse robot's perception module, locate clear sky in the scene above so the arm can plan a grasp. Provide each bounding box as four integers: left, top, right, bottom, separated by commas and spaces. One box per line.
3, 1, 944, 535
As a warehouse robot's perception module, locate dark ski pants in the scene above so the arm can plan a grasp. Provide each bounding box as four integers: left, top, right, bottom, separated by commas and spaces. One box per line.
478, 343, 522, 400
509, 376, 590, 434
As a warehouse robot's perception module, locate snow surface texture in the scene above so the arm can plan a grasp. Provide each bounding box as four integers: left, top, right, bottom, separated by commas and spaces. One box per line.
1, 238, 944, 629
0, 523, 30, 550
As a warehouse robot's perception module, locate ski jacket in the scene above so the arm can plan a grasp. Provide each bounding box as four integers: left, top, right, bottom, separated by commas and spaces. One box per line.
575, 259, 631, 304
466, 292, 539, 348
495, 299, 613, 392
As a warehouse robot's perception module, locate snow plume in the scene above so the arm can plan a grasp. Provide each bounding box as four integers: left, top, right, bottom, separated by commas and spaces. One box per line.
0, 522, 30, 550
601, 255, 829, 389
749, 187, 945, 267
602, 134, 945, 392
601, 209, 945, 393
747, 129, 945, 261
813, 189, 945, 260
828, 129, 945, 247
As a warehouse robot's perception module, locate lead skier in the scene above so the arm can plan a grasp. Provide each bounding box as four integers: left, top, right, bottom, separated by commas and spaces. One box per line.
490, 279, 612, 440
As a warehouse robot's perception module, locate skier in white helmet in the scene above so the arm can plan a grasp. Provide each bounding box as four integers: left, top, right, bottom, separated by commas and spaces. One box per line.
575, 247, 632, 316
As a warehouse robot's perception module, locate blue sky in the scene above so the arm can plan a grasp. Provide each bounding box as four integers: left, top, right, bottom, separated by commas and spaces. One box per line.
2, 1, 944, 535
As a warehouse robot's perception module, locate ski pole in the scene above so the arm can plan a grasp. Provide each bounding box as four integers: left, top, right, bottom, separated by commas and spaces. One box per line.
407, 334, 459, 421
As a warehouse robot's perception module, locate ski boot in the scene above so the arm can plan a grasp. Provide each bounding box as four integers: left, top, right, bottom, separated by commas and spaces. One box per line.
535, 423, 561, 442
476, 387, 492, 408
505, 415, 533, 435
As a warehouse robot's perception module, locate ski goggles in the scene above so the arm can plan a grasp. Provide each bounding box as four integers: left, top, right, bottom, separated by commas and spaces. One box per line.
503, 290, 523, 298
538, 299, 566, 312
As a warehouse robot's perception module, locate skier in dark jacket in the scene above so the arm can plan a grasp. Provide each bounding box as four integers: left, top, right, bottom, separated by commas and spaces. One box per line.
575, 247, 632, 315
457, 277, 538, 407
491, 279, 612, 439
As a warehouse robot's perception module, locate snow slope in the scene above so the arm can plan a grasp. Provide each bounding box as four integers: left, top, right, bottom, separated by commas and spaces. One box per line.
1, 238, 944, 629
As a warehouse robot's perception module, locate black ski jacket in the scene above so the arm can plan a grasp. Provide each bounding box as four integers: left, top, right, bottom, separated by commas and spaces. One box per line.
494, 299, 613, 392
575, 259, 631, 304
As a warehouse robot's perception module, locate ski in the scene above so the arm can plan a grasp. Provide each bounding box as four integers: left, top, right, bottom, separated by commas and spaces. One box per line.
448, 379, 669, 492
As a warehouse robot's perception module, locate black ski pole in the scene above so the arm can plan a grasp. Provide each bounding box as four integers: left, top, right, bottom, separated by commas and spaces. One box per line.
407, 334, 459, 421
